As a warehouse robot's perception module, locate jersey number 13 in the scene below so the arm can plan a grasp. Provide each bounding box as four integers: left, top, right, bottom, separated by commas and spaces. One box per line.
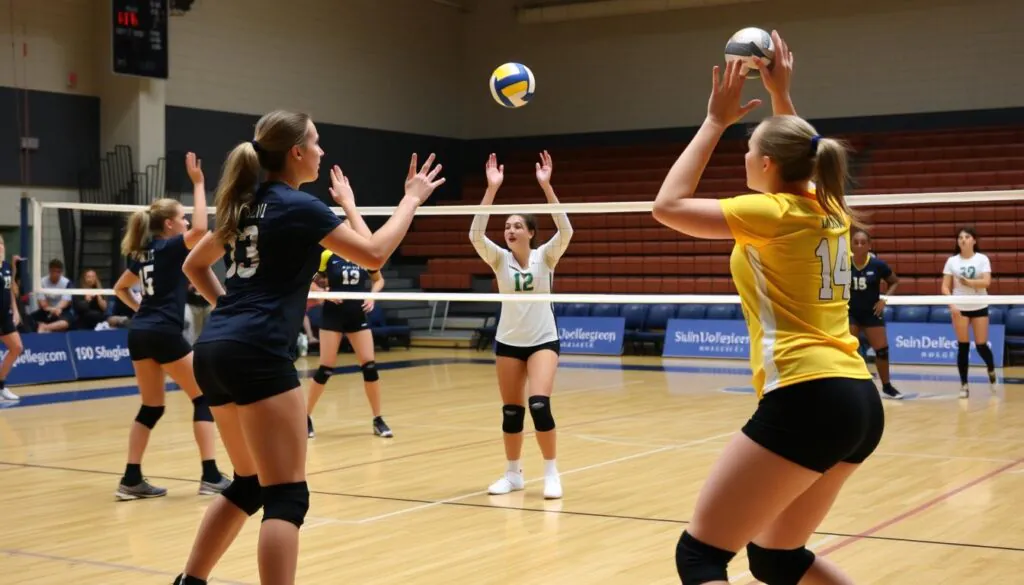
227, 225, 260, 279
815, 236, 851, 301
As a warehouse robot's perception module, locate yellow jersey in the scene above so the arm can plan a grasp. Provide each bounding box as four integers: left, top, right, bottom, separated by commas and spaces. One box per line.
720, 192, 871, 397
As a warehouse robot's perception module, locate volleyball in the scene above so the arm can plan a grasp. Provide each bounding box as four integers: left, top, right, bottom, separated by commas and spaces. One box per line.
489, 62, 536, 109
724, 27, 774, 79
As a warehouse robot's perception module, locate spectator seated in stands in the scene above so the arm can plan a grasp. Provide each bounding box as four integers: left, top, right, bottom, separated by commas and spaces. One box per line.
31, 259, 72, 333
73, 269, 109, 330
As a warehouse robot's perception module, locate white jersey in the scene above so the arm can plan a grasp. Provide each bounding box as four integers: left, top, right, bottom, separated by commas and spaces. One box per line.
469, 213, 573, 347
943, 252, 992, 311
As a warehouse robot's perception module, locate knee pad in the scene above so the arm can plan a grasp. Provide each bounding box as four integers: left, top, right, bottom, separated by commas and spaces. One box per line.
874, 346, 889, 360
502, 404, 526, 434
676, 531, 736, 585
361, 361, 379, 383
528, 395, 555, 432
134, 405, 165, 429
191, 395, 214, 423
313, 365, 332, 385
262, 481, 310, 529
746, 542, 815, 585
221, 473, 262, 516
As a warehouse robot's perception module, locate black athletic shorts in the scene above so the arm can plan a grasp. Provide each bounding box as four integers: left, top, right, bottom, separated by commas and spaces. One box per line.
0, 312, 15, 335
127, 329, 192, 364
741, 377, 884, 473
193, 340, 300, 407
495, 340, 560, 362
848, 308, 884, 329
321, 302, 369, 334
960, 307, 989, 319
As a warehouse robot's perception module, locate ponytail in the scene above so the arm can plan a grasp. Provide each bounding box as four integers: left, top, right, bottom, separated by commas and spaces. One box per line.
214, 141, 260, 241
121, 210, 152, 260
813, 136, 866, 231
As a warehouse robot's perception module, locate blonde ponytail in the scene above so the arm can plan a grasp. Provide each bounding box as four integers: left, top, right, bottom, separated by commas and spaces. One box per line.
121, 210, 152, 260
813, 137, 865, 231
213, 141, 260, 240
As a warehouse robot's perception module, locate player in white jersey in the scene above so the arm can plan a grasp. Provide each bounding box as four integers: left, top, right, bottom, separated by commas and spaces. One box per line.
469, 151, 573, 499
942, 226, 996, 398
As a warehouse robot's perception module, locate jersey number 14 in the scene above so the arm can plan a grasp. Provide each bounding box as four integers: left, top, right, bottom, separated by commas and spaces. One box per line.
815, 236, 851, 301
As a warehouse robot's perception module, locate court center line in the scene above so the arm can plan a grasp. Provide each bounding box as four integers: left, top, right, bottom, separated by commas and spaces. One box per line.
0, 548, 252, 585
346, 431, 735, 526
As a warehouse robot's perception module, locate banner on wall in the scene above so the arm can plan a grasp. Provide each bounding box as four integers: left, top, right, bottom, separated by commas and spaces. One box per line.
66, 329, 134, 379
888, 323, 1005, 367
556, 316, 625, 355
1, 333, 77, 385
662, 319, 750, 359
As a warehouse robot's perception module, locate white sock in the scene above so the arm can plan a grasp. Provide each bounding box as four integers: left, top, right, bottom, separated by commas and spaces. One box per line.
507, 459, 521, 474
544, 459, 558, 477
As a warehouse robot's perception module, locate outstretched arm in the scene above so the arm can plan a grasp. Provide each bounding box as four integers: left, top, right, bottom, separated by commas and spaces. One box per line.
535, 150, 573, 268
469, 153, 506, 269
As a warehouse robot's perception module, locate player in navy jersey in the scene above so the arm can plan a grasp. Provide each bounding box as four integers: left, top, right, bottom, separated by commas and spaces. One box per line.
112, 153, 229, 500
172, 110, 444, 585
0, 235, 23, 402
850, 229, 902, 399
305, 241, 392, 439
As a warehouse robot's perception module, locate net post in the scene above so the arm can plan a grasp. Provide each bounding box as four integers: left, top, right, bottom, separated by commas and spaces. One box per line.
31, 197, 42, 298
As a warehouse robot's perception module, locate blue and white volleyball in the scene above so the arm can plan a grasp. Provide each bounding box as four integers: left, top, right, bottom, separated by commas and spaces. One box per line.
489, 62, 536, 108
724, 27, 774, 79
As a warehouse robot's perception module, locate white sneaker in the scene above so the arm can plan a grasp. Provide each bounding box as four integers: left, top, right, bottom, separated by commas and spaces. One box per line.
543, 474, 562, 499
959, 385, 970, 399
487, 471, 524, 495
297, 333, 309, 357
0, 388, 19, 401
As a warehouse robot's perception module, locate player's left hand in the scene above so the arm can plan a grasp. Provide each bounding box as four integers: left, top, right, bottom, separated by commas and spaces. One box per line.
185, 152, 204, 185
873, 299, 886, 317
707, 59, 762, 127
362, 299, 374, 313
535, 150, 553, 187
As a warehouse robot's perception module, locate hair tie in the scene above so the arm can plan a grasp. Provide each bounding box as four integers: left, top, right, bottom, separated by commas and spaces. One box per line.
250, 139, 262, 153
809, 135, 821, 155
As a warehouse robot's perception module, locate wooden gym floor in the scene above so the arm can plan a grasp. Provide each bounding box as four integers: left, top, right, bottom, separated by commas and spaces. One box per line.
1, 347, 1022, 584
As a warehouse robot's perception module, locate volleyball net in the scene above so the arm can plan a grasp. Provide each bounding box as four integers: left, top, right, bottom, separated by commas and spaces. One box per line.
30, 188, 1024, 308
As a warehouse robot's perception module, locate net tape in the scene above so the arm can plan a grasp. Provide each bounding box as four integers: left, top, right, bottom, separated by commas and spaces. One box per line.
32, 189, 1024, 305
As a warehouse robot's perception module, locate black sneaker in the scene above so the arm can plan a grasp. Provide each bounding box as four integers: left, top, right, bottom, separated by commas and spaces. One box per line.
373, 416, 393, 438
988, 369, 997, 385
882, 384, 903, 400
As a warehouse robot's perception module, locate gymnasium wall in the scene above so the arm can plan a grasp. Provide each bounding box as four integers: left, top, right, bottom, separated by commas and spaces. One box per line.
462, 0, 1024, 138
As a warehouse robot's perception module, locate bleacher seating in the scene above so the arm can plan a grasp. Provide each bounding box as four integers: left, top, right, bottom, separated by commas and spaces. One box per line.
409, 125, 1024, 295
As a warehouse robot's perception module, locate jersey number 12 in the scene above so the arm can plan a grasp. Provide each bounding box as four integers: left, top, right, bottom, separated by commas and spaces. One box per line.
815, 236, 851, 301
514, 271, 534, 292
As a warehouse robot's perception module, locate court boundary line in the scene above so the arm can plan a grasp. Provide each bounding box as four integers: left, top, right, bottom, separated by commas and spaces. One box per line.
0, 547, 252, 584
2, 458, 1022, 554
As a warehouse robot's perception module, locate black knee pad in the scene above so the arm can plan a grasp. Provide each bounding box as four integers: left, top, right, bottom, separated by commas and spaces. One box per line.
361, 361, 379, 383
528, 395, 555, 432
262, 481, 310, 528
746, 542, 815, 585
958, 342, 971, 355
222, 474, 262, 516
676, 531, 736, 585
313, 365, 332, 385
502, 404, 526, 434
135, 405, 165, 429
874, 346, 889, 360
191, 395, 214, 422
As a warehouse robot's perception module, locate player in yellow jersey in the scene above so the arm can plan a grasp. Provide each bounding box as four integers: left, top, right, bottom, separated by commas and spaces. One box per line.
652, 32, 883, 585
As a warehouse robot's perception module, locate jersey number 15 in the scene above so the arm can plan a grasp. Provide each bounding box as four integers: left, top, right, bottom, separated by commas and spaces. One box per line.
815, 236, 851, 301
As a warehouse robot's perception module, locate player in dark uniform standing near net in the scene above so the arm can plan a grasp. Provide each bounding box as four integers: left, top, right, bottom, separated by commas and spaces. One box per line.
849, 229, 902, 399
113, 152, 230, 500
171, 109, 444, 585
305, 243, 392, 439
0, 235, 23, 402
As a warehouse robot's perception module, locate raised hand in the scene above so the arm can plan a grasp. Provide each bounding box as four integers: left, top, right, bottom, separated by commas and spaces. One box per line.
707, 59, 762, 128
328, 165, 355, 207
185, 152, 204, 185
754, 30, 793, 99
485, 153, 504, 189
535, 150, 553, 187
404, 153, 446, 204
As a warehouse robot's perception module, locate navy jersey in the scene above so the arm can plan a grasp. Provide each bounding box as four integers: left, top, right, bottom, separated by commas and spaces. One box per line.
129, 234, 189, 334
849, 254, 892, 315
319, 249, 375, 290
0, 261, 12, 315
197, 182, 342, 360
